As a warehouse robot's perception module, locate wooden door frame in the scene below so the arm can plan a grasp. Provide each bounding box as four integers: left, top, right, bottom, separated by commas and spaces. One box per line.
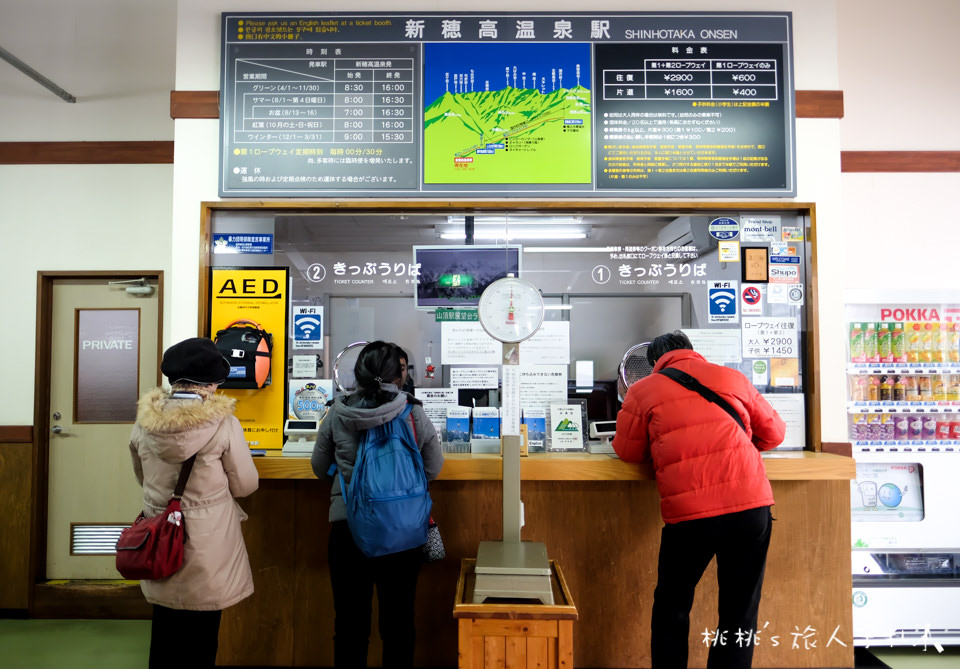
30, 270, 163, 614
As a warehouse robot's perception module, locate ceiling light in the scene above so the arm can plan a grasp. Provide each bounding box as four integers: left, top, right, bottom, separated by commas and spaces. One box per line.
446, 215, 584, 226
438, 228, 589, 241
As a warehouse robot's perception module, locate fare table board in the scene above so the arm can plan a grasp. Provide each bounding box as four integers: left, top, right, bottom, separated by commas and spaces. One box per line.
220, 12, 795, 198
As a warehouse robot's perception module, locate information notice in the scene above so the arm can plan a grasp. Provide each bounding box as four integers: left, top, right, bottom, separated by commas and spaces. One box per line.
221, 11, 795, 198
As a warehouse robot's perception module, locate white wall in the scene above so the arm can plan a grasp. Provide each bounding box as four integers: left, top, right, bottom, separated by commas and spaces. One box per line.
0, 2, 177, 425
2, 0, 955, 446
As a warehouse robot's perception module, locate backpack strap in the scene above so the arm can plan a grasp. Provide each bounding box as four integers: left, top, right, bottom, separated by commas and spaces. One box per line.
658, 367, 746, 433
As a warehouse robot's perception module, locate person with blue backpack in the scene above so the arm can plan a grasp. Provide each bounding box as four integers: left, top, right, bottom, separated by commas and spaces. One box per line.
311, 340, 444, 669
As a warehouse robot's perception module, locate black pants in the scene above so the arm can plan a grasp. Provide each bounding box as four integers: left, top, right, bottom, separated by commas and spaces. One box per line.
328, 520, 423, 669
651, 505, 773, 669
149, 604, 222, 669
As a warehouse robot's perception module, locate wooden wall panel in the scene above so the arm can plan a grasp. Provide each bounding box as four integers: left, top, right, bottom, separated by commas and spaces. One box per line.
222, 476, 853, 668
0, 442, 33, 610
0, 141, 173, 164
841, 151, 960, 172
218, 479, 298, 666
167, 90, 847, 121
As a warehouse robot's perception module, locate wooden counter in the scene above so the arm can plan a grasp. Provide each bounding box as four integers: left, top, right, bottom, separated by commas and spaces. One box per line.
253, 449, 855, 482
220, 450, 855, 668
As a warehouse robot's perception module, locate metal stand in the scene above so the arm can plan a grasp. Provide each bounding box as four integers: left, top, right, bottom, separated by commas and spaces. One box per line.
473, 344, 554, 604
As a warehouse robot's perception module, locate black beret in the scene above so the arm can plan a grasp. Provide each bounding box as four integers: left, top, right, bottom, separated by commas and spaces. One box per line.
161, 337, 230, 385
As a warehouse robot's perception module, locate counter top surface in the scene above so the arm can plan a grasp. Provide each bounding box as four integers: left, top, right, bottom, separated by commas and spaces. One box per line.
253, 449, 855, 481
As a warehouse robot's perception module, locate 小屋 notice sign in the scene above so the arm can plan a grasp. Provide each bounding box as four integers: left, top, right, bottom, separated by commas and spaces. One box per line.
220, 11, 795, 198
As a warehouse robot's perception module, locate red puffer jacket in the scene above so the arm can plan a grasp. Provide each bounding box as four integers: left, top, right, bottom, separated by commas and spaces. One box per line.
613, 349, 786, 523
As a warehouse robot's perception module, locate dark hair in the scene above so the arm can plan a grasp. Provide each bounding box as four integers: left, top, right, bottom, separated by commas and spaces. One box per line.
647, 330, 694, 366
354, 341, 402, 402
395, 345, 408, 363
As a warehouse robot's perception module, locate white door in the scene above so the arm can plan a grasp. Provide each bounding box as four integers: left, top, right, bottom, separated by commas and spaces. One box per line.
47, 277, 160, 578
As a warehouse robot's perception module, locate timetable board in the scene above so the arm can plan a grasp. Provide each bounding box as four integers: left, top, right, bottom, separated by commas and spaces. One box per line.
220, 12, 795, 198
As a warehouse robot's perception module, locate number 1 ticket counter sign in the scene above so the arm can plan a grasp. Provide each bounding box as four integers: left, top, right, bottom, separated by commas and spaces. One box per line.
220, 11, 795, 198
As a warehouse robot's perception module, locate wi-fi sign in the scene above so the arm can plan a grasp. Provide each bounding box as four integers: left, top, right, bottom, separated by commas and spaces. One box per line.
708, 284, 738, 322
293, 312, 323, 343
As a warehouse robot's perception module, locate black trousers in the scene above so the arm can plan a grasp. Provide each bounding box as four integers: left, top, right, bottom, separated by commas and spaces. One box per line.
149, 604, 222, 669
328, 520, 423, 669
651, 505, 773, 669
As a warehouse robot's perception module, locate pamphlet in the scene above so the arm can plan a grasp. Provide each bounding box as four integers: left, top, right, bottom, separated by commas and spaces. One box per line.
444, 406, 471, 453
522, 408, 547, 453
470, 406, 501, 454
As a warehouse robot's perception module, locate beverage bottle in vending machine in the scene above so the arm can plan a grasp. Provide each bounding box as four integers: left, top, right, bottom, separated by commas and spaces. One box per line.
894, 413, 909, 440
936, 419, 952, 441
891, 322, 907, 364
906, 322, 921, 364
879, 375, 892, 401
878, 324, 893, 364
865, 323, 880, 364
947, 375, 960, 401
932, 374, 946, 401
893, 375, 905, 401
919, 323, 934, 363
946, 322, 960, 363
904, 374, 920, 400
922, 413, 938, 440
908, 413, 923, 439
930, 322, 943, 363
849, 322, 865, 363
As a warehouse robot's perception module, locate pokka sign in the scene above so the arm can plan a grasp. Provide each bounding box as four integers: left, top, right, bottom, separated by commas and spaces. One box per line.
879, 306, 958, 322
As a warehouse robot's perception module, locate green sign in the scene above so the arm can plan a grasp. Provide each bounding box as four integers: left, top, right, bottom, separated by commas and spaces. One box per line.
435, 308, 479, 322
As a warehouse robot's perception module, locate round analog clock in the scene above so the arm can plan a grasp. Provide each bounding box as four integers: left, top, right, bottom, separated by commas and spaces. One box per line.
477, 277, 545, 343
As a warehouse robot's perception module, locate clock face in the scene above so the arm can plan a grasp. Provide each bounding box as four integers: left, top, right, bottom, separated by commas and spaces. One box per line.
477, 277, 544, 343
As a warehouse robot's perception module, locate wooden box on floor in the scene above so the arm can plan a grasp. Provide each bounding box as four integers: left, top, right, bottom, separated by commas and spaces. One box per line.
453, 558, 578, 669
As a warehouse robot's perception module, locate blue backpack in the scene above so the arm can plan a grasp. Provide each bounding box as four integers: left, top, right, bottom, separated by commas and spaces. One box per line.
339, 404, 432, 557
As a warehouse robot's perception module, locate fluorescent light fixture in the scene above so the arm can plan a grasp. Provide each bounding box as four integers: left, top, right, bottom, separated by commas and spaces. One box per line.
447, 215, 583, 226
438, 216, 590, 241
524, 246, 617, 253
438, 228, 589, 241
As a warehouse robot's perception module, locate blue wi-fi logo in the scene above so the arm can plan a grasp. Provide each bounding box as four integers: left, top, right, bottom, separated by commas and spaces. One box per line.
709, 288, 737, 314
295, 316, 321, 339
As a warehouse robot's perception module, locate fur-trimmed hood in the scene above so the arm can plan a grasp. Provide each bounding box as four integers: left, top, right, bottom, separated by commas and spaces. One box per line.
134, 388, 238, 462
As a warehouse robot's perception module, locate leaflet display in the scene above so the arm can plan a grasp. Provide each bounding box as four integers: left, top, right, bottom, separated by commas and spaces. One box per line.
220, 11, 795, 198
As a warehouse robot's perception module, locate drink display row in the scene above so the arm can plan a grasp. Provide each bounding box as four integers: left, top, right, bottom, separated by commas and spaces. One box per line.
848, 373, 960, 403
849, 321, 960, 365
850, 412, 960, 442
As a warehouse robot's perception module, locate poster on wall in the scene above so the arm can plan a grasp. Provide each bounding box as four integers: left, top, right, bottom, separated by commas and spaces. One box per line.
210, 267, 289, 450
220, 11, 795, 198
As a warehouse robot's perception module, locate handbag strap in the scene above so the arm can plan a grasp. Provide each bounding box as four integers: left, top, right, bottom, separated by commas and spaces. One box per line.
658, 368, 746, 433
172, 454, 197, 499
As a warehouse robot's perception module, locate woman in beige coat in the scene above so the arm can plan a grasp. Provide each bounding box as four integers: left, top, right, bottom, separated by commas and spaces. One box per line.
129, 337, 259, 669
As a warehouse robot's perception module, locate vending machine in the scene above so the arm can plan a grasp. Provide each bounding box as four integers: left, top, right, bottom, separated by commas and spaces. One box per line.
845, 290, 960, 646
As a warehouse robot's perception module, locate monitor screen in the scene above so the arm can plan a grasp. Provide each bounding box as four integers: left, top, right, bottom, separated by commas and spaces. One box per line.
413, 245, 521, 310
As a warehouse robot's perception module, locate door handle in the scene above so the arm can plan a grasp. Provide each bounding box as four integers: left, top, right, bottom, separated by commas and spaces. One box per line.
52, 425, 65, 434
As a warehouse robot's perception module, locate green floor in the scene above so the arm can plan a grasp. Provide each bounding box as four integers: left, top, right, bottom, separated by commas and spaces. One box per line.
0, 619, 150, 669
1, 618, 959, 668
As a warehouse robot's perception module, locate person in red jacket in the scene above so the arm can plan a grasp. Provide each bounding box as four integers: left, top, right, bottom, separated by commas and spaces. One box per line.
613, 331, 786, 669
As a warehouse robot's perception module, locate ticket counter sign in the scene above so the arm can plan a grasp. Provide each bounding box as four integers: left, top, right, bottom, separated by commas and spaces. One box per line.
210, 267, 288, 450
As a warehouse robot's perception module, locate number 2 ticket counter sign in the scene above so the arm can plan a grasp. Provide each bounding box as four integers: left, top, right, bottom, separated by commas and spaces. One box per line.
220, 11, 795, 198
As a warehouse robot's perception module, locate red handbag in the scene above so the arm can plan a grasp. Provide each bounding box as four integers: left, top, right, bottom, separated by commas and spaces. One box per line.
116, 455, 196, 580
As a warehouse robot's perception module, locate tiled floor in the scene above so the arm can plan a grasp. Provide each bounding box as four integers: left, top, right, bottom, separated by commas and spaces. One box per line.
0, 617, 957, 668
